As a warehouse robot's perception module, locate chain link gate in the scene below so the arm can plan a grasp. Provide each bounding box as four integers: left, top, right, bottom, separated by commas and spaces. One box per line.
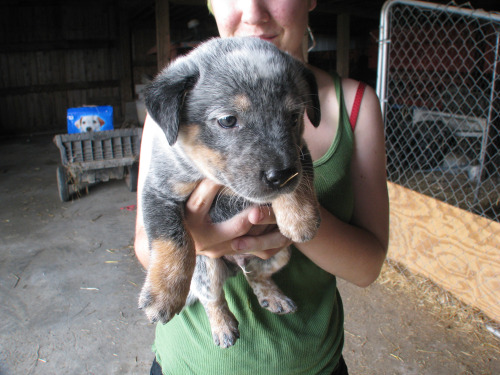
376, 0, 500, 324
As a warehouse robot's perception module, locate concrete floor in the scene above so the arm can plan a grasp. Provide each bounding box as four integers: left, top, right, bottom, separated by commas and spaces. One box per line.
0, 135, 498, 374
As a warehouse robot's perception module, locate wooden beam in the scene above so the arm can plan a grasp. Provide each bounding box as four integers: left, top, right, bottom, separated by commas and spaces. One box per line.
336, 13, 350, 78
0, 40, 117, 53
156, 0, 171, 71
314, 0, 385, 20
0, 81, 120, 97
169, 0, 205, 4
387, 182, 500, 322
119, 9, 133, 119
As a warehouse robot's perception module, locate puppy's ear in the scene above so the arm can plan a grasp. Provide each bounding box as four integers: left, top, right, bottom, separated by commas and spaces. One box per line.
302, 67, 321, 127
145, 59, 199, 145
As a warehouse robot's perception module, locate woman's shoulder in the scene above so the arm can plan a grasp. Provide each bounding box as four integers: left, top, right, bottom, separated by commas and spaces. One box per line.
306, 65, 376, 118
341, 77, 378, 120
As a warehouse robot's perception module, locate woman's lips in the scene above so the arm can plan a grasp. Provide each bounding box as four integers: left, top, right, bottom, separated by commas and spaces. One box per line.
253, 34, 278, 41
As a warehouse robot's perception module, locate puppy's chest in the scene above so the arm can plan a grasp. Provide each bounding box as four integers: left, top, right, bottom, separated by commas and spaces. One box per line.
208, 192, 254, 223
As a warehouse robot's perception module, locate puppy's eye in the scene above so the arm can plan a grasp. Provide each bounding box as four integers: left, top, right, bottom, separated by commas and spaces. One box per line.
217, 116, 238, 129
291, 114, 300, 127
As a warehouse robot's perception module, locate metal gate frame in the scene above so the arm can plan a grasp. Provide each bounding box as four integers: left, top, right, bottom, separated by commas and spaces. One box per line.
377, 0, 500, 117
375, 0, 500, 323
376, 0, 500, 217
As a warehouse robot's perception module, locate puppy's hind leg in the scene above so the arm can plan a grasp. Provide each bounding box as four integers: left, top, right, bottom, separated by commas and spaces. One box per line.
191, 256, 240, 348
138, 236, 195, 324
139, 188, 196, 324
244, 248, 297, 314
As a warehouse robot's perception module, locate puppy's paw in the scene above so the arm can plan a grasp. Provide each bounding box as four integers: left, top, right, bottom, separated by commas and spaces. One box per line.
211, 315, 240, 348
277, 208, 320, 243
138, 280, 186, 324
204, 302, 240, 348
259, 293, 297, 315
273, 193, 321, 243
246, 274, 297, 315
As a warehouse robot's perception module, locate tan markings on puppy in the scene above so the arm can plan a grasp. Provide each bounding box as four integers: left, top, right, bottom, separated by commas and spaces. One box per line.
178, 123, 200, 144
142, 238, 196, 323
192, 146, 226, 171
172, 181, 199, 197
205, 256, 228, 290
233, 94, 251, 112
178, 123, 227, 177
245, 274, 297, 314
273, 172, 320, 243
204, 299, 239, 348
246, 247, 291, 275
243, 249, 296, 315
200, 257, 240, 347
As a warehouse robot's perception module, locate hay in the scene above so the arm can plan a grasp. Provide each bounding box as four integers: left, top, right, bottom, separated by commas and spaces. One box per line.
377, 259, 500, 350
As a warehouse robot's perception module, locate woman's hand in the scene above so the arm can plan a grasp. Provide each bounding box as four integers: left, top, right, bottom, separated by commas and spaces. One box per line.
185, 179, 292, 259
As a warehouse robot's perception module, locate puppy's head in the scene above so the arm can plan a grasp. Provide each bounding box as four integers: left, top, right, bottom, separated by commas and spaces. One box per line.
145, 37, 321, 203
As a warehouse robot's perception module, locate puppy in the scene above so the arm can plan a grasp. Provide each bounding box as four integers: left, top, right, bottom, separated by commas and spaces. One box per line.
138, 37, 321, 348
75, 115, 104, 132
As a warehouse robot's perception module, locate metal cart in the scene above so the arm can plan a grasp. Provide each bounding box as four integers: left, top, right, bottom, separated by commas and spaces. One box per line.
53, 128, 142, 202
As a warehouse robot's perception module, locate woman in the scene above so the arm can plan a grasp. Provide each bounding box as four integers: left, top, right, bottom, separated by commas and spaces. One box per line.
135, 1, 389, 373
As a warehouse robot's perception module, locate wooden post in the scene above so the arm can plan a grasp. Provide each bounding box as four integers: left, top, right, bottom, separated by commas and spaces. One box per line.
156, 0, 171, 71
336, 13, 350, 78
119, 9, 133, 121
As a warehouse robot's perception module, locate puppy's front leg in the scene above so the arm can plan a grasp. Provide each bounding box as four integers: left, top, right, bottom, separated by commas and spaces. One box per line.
139, 188, 196, 324
273, 168, 321, 243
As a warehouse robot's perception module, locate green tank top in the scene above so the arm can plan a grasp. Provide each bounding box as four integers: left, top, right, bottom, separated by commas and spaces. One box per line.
152, 74, 354, 375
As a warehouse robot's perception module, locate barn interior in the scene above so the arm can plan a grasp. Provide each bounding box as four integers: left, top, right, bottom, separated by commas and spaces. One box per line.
1, 0, 499, 374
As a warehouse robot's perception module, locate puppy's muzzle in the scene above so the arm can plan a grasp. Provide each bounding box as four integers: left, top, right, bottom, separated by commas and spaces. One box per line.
262, 167, 299, 189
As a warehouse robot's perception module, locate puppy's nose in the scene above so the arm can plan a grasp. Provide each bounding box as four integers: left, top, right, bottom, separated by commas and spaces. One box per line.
263, 167, 299, 188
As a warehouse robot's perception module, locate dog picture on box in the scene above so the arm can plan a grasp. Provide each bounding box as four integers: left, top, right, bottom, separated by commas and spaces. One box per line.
74, 115, 105, 132
66, 105, 114, 134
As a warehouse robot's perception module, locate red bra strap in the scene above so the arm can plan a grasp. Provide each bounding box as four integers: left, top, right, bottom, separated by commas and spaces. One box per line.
349, 82, 367, 132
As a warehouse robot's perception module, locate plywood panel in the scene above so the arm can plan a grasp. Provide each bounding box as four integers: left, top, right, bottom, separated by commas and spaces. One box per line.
388, 182, 500, 322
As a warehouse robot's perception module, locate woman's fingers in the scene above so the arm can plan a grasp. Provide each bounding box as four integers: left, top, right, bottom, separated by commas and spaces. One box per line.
231, 228, 292, 255
247, 205, 277, 225
250, 248, 283, 260
185, 180, 257, 254
185, 179, 288, 259
185, 179, 220, 217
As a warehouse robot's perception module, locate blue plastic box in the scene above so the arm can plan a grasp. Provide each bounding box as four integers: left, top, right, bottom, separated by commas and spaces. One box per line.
67, 106, 114, 134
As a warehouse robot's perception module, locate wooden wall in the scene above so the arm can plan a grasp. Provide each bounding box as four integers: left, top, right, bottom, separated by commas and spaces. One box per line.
0, 1, 128, 136
388, 182, 500, 322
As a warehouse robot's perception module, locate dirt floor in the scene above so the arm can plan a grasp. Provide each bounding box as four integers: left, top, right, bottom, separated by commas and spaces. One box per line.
0, 135, 499, 374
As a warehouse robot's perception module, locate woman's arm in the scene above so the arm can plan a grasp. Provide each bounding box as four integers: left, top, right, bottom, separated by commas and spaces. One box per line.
296, 81, 389, 287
